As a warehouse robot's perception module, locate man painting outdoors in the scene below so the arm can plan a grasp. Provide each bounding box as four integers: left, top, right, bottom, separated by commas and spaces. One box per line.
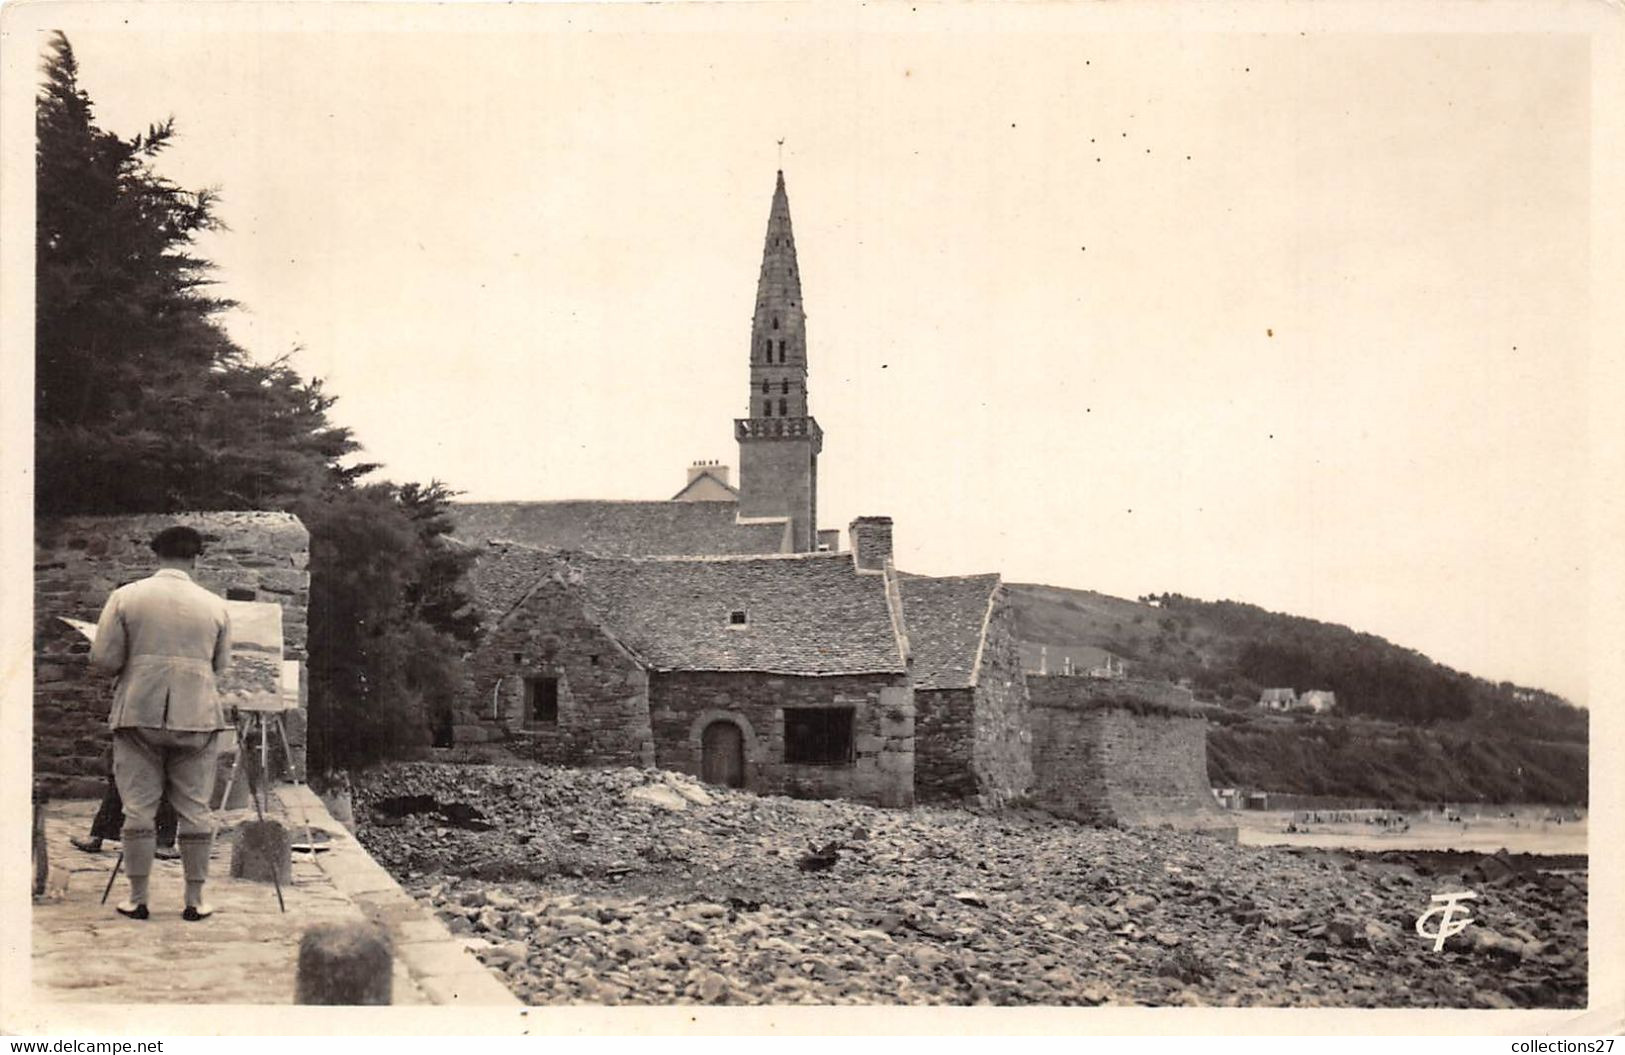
90, 525, 233, 921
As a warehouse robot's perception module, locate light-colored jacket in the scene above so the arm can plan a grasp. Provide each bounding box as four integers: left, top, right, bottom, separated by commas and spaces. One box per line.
90, 568, 233, 731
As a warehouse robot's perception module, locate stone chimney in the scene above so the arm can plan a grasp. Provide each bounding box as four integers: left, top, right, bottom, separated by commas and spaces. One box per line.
686, 460, 731, 487
849, 516, 893, 572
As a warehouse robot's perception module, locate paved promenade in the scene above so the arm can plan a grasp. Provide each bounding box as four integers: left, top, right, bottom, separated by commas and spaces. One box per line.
31, 784, 520, 1007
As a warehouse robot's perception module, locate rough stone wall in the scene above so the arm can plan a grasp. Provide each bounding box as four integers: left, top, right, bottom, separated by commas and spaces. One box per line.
34, 512, 310, 795
913, 688, 978, 803
1028, 675, 1221, 828
969, 592, 1033, 807
649, 671, 914, 807
467, 578, 654, 766
1029, 705, 1114, 824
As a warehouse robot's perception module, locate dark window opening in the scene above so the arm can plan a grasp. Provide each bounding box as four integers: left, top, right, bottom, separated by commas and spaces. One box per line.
772, 316, 779, 330
525, 676, 559, 724
729, 610, 748, 626
784, 707, 855, 765
778, 339, 786, 355
778, 398, 788, 416
761, 379, 769, 394
780, 380, 790, 395
763, 400, 772, 416
589, 654, 600, 666
226, 587, 256, 601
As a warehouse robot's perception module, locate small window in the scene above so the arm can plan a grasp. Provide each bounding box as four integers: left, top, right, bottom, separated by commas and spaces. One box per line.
226, 587, 256, 601
762, 338, 771, 357
761, 379, 769, 394
780, 380, 789, 395
784, 707, 855, 765
729, 610, 748, 626
525, 676, 559, 724
763, 400, 772, 417
778, 398, 788, 416
778, 339, 786, 355
589, 654, 600, 666
772, 316, 779, 330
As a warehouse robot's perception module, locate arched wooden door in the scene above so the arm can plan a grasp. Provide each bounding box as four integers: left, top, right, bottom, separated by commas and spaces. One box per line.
700, 720, 745, 788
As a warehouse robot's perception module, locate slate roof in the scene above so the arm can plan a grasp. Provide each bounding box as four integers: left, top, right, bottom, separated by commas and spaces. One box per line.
492, 547, 907, 676
451, 501, 791, 558
897, 574, 1002, 690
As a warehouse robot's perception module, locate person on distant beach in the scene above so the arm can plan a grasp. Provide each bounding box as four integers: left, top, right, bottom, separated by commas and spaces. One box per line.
90, 525, 232, 922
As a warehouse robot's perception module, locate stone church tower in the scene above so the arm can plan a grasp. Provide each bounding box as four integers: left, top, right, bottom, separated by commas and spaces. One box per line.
736, 170, 822, 552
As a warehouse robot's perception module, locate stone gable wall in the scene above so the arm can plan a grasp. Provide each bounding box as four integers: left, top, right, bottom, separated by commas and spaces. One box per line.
467, 578, 654, 766
969, 592, 1034, 807
34, 512, 310, 795
649, 670, 914, 807
1028, 675, 1221, 828
914, 592, 1034, 807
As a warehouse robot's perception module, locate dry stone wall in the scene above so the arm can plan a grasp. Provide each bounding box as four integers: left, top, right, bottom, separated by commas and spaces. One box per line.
1028, 675, 1223, 829
914, 688, 979, 802
34, 512, 310, 795
649, 671, 914, 807
968, 593, 1033, 808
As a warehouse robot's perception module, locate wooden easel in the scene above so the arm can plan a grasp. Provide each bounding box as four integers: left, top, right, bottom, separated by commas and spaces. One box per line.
219, 708, 299, 815
217, 708, 318, 882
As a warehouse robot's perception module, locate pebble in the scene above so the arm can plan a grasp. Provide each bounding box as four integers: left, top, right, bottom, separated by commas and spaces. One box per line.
354, 761, 1588, 1008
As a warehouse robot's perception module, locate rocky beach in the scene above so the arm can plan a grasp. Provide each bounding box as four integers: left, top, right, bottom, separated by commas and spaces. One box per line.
352, 762, 1586, 1008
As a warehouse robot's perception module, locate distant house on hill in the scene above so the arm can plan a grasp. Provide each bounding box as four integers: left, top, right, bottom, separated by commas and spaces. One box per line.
1258, 687, 1298, 711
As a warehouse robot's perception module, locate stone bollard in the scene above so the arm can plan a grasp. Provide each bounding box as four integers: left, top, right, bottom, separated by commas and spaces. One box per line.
230, 819, 292, 884
296, 922, 394, 1005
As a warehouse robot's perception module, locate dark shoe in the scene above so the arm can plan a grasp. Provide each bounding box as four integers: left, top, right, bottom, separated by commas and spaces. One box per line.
115, 902, 149, 920
154, 846, 181, 861
182, 904, 215, 922
70, 836, 104, 854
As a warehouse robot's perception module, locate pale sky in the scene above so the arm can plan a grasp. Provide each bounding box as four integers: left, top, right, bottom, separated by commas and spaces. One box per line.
41, 12, 1594, 703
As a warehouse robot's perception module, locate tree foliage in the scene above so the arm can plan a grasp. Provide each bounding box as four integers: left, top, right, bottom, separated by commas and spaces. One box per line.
297, 483, 475, 769
1142, 593, 1585, 739
36, 33, 476, 772
36, 32, 362, 514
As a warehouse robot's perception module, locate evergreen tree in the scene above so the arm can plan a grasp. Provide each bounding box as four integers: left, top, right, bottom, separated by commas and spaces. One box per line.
35, 31, 357, 514
36, 33, 478, 770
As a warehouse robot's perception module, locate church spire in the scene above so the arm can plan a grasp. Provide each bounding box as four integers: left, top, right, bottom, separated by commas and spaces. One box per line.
736, 169, 822, 552
747, 170, 809, 417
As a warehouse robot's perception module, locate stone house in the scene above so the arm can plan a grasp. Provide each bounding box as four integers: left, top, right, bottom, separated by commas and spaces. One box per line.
441, 169, 1220, 822
1258, 687, 1298, 711
33, 512, 311, 795
1027, 675, 1225, 830
900, 573, 1032, 807
465, 526, 915, 807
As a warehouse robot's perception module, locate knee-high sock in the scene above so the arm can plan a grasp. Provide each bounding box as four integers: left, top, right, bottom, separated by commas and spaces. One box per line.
122, 828, 155, 905
178, 832, 211, 907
